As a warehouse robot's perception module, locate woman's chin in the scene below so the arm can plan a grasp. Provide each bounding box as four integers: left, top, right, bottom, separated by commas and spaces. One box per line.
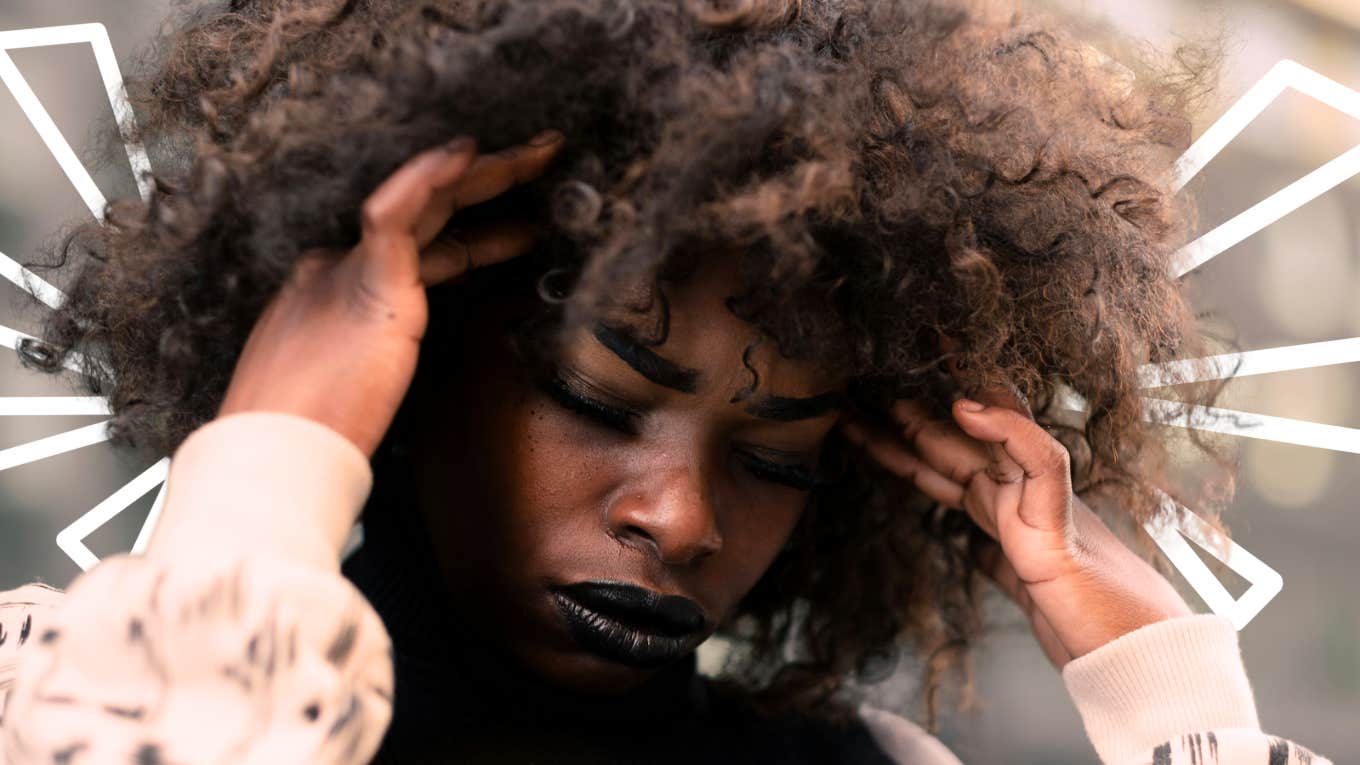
516, 642, 669, 695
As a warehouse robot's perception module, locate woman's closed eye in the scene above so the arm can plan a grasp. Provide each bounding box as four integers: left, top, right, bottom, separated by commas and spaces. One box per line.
538, 369, 641, 435
537, 369, 820, 492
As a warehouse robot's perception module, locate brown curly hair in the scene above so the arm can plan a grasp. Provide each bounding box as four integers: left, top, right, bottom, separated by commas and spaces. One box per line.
20, 0, 1230, 727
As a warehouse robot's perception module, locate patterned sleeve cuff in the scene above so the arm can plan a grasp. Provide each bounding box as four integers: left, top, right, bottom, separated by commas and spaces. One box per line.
1139, 729, 1332, 765
2, 552, 392, 765
1062, 614, 1260, 764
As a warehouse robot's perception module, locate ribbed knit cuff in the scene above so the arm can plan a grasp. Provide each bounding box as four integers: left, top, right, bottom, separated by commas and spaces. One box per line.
1062, 614, 1260, 765
144, 411, 374, 571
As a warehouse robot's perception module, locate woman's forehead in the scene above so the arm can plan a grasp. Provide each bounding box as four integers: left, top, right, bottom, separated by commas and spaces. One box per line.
565, 256, 846, 402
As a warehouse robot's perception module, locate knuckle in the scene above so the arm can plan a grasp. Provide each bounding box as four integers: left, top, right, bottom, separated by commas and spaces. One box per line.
951, 464, 982, 485
1040, 437, 1071, 473
912, 420, 945, 445
359, 196, 390, 232
987, 463, 1025, 484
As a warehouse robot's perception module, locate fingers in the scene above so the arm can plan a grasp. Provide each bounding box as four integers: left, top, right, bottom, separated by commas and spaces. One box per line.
358, 129, 566, 291
414, 129, 566, 248
359, 137, 479, 288
417, 219, 540, 286
841, 416, 966, 509
952, 398, 1072, 532
887, 400, 991, 486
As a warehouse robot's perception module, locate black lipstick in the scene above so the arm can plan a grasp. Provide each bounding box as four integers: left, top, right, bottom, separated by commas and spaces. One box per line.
551, 582, 708, 669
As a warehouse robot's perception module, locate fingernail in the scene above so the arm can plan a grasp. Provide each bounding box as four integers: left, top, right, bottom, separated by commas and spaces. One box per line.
528, 129, 565, 147
957, 399, 985, 413
443, 135, 476, 154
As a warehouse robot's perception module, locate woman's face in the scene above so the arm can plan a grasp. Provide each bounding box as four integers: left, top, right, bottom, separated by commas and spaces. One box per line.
407, 255, 845, 693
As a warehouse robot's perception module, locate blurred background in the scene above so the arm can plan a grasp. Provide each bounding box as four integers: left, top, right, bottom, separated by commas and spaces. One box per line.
1, 0, 1356, 761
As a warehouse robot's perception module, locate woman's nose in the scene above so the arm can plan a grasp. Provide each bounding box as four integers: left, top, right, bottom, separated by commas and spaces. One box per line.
605, 465, 723, 566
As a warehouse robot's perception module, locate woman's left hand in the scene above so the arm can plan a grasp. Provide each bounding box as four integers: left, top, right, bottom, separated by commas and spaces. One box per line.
839, 372, 1192, 669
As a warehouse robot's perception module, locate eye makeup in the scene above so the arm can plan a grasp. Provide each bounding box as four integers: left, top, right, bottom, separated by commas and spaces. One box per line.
536, 368, 642, 435
734, 449, 820, 491
535, 366, 824, 491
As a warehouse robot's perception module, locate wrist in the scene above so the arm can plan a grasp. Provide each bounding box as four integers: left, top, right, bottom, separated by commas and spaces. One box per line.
1047, 507, 1194, 660
1062, 614, 1258, 764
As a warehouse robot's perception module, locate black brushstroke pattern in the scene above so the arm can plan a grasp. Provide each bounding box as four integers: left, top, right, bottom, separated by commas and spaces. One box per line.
1269, 737, 1290, 765
103, 703, 147, 720
326, 621, 357, 666
326, 693, 360, 739
134, 741, 164, 765
52, 741, 88, 764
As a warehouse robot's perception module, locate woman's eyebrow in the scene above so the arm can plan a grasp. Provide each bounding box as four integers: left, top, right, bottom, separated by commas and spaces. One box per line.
743, 391, 845, 422
592, 323, 701, 394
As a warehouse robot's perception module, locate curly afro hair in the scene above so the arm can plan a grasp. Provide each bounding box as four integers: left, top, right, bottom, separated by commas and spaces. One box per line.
20, 0, 1230, 726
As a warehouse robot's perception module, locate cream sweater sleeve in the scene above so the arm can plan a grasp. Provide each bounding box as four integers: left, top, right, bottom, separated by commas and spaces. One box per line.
0, 412, 394, 765
1063, 614, 1334, 765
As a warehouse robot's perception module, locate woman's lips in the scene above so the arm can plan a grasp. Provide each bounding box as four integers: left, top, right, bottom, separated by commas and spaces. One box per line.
550, 581, 708, 669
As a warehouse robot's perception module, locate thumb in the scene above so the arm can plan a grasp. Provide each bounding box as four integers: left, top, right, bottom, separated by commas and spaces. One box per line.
952, 398, 1073, 533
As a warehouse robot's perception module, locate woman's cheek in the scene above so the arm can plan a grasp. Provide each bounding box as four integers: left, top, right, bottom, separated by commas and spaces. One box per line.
705, 475, 810, 598
506, 398, 622, 519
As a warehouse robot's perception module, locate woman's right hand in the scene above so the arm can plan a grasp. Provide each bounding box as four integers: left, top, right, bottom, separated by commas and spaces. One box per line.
217, 129, 566, 458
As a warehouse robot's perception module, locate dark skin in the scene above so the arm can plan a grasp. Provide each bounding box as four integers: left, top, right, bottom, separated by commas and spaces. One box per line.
206, 129, 1191, 704
404, 253, 844, 694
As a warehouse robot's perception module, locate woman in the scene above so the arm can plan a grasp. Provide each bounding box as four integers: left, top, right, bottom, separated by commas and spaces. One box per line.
0, 0, 1334, 762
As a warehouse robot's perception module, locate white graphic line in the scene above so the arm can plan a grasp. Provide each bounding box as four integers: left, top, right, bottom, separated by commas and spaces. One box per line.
57, 457, 168, 571
1170, 59, 1360, 277
0, 23, 153, 206
0, 22, 113, 49
1172, 59, 1360, 192
0, 48, 108, 220
0, 420, 110, 472
1174, 143, 1360, 277
0, 24, 149, 573
1140, 337, 1360, 388
0, 249, 65, 309
0, 396, 110, 416
129, 478, 168, 556
1144, 495, 1283, 632
81, 25, 153, 199
1145, 397, 1360, 455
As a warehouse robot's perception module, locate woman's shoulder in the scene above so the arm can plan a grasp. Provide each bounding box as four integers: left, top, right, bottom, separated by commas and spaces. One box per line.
856, 705, 964, 765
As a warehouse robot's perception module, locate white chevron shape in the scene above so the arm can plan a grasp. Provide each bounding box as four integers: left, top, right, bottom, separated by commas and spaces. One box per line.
55, 458, 168, 571
1145, 492, 1283, 631
1133, 59, 1360, 628
0, 23, 165, 569
0, 22, 153, 216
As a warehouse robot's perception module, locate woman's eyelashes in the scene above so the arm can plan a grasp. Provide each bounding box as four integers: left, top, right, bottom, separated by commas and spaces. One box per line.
539, 371, 641, 435
539, 368, 819, 491
734, 451, 819, 492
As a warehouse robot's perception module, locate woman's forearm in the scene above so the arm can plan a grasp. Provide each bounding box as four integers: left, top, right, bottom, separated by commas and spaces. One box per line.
0, 413, 394, 765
